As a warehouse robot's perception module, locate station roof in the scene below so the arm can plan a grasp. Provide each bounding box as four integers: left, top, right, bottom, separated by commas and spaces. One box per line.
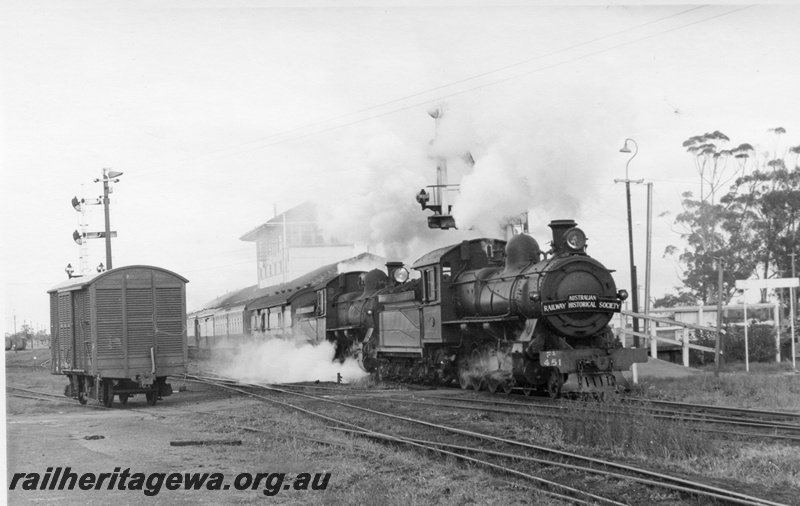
239, 201, 317, 242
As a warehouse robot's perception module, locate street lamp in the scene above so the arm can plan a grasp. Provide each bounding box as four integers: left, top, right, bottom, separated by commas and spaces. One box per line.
93, 168, 123, 270
65, 263, 75, 279
617, 139, 644, 346
97, 262, 105, 273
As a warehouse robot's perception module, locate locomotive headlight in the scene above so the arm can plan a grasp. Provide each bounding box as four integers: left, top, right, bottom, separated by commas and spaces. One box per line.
617, 289, 629, 301
392, 267, 410, 283
564, 227, 586, 251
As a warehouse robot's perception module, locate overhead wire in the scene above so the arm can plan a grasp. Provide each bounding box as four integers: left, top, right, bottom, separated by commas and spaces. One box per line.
135, 5, 751, 177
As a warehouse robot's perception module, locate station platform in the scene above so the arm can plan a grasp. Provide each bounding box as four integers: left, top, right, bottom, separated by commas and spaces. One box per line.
621, 357, 706, 381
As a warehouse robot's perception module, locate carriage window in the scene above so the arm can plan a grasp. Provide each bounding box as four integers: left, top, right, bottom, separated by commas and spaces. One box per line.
486, 245, 494, 259
423, 267, 439, 302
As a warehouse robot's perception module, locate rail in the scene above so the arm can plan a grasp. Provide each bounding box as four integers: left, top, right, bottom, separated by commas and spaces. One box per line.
616, 310, 722, 368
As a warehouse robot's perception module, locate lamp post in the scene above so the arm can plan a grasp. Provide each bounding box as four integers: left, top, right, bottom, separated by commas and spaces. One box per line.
94, 168, 123, 270
616, 139, 644, 346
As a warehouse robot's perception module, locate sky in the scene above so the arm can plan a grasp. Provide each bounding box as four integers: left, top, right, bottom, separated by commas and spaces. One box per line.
2, 1, 800, 334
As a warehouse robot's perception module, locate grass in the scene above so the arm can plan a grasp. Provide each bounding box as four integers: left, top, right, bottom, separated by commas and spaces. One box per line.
631, 364, 800, 411
556, 398, 716, 461
345, 375, 405, 390
196, 404, 568, 505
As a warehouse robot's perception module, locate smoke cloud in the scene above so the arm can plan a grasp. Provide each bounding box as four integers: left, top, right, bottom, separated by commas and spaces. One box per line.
214, 338, 368, 384
310, 79, 629, 265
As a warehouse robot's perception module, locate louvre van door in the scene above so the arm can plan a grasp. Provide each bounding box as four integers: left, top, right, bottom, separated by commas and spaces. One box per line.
55, 292, 73, 373
126, 286, 156, 375
95, 287, 124, 375
155, 286, 184, 369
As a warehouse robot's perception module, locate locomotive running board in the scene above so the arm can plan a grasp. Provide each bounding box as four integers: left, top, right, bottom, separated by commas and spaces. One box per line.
540, 347, 649, 373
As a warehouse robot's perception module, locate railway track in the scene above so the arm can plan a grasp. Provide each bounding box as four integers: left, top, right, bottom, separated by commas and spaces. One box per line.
10, 372, 793, 504
184, 373, 788, 506
374, 394, 800, 445
409, 392, 800, 441
237, 377, 800, 443
622, 396, 800, 422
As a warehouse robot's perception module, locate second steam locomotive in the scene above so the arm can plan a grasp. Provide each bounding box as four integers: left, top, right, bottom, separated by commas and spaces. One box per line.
295, 219, 647, 397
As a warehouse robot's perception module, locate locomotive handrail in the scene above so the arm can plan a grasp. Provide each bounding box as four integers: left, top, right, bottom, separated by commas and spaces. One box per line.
442, 315, 521, 325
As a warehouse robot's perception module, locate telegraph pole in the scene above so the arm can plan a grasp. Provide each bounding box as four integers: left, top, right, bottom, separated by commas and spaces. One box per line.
617, 139, 644, 346
792, 252, 797, 369
644, 182, 653, 337
94, 168, 123, 270
714, 258, 724, 377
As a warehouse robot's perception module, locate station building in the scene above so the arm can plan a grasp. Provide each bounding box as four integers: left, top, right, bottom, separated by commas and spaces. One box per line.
239, 201, 358, 289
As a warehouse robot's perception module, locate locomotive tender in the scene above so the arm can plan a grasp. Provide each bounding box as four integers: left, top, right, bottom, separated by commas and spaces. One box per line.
306, 219, 648, 397
48, 265, 188, 407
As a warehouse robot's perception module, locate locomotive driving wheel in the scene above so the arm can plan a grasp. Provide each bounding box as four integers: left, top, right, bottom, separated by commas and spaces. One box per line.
546, 369, 564, 399
486, 377, 500, 393
501, 381, 514, 395
469, 347, 485, 391
458, 359, 470, 390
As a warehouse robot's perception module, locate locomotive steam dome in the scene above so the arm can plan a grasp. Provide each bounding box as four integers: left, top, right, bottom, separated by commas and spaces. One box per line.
504, 233, 541, 270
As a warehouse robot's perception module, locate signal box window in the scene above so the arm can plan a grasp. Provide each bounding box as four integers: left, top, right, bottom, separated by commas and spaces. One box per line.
423, 267, 439, 302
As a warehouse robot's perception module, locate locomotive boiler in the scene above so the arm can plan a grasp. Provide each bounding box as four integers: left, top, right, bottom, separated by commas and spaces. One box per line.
321, 219, 647, 397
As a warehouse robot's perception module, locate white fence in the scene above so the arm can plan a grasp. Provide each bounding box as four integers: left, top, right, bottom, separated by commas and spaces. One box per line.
616, 310, 721, 368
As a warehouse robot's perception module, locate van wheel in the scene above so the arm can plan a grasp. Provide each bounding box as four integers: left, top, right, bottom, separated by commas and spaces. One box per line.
146, 391, 158, 406
101, 379, 114, 408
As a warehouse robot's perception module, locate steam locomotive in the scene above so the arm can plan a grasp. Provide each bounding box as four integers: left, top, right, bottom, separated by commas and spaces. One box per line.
296, 219, 648, 397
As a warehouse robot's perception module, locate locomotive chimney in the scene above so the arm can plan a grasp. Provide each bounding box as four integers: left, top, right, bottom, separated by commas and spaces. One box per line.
548, 219, 577, 252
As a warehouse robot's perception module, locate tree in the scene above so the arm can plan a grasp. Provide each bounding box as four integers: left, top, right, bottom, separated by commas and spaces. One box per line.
720, 128, 800, 301
665, 131, 754, 304
666, 129, 800, 305
652, 292, 696, 308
